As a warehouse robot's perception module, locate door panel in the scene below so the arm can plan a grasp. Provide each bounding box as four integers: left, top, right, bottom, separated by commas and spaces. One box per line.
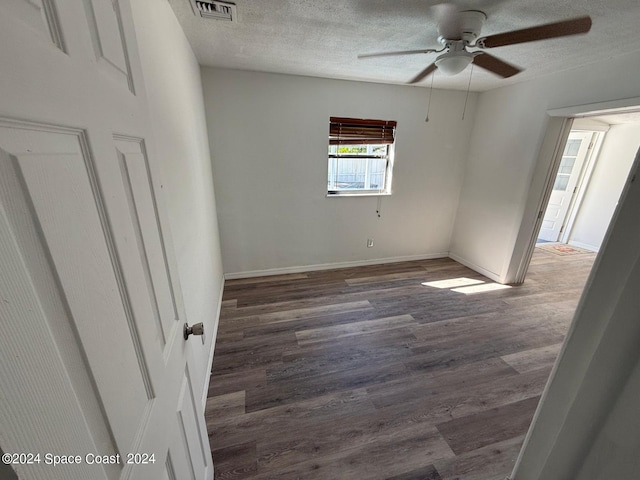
0, 155, 117, 480
539, 131, 593, 242
177, 367, 210, 478
83, 0, 134, 91
115, 137, 179, 351
0, 122, 152, 455
7, 0, 65, 51
164, 453, 177, 480
0, 210, 108, 480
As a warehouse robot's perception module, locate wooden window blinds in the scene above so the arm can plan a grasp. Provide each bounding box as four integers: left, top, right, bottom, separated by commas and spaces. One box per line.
329, 117, 397, 145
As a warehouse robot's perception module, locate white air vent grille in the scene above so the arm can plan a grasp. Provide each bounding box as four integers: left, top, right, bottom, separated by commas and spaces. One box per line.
191, 0, 237, 22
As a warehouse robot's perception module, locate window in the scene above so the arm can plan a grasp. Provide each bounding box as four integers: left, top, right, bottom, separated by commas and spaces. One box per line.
327, 117, 397, 196
553, 138, 581, 191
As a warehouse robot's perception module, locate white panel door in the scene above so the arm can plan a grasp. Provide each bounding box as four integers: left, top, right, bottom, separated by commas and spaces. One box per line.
539, 131, 593, 242
0, 2, 211, 480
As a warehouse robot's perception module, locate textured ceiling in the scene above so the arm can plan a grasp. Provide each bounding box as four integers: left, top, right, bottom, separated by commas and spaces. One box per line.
168, 0, 640, 91
592, 112, 640, 125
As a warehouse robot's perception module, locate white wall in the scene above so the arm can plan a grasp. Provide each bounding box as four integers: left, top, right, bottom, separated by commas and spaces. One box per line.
130, 1, 224, 400
569, 123, 640, 251
575, 354, 640, 480
450, 50, 640, 282
201, 68, 477, 276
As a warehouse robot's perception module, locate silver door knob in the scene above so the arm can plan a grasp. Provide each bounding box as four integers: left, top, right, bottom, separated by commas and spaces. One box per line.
183, 322, 204, 340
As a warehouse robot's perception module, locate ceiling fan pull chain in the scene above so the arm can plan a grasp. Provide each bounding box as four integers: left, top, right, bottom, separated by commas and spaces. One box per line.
462, 64, 474, 120
425, 71, 435, 122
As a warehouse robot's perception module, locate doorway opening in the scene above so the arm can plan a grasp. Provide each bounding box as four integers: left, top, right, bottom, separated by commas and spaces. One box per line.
507, 105, 640, 478
533, 112, 640, 260
537, 129, 601, 247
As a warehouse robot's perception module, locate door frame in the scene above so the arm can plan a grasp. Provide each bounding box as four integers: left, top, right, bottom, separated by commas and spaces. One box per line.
506, 96, 640, 285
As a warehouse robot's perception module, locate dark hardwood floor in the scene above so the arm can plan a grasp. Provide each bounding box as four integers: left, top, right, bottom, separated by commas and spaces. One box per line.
206, 248, 596, 480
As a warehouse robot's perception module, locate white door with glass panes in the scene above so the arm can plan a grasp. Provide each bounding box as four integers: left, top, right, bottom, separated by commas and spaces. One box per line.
0, 2, 212, 480
539, 131, 593, 242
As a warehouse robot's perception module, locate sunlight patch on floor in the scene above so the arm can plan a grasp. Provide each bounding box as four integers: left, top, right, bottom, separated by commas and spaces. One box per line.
421, 277, 484, 289
421, 277, 512, 295
452, 283, 512, 294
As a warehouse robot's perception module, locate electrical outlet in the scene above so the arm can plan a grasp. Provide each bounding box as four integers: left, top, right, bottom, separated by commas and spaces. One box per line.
367, 238, 374, 248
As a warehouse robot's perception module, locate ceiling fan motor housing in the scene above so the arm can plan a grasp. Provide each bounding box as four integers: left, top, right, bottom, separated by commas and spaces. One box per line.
459, 10, 487, 43
438, 10, 487, 44
434, 10, 487, 76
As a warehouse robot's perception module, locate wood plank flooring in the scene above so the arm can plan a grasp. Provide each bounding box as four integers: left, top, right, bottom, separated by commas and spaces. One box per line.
207, 248, 596, 480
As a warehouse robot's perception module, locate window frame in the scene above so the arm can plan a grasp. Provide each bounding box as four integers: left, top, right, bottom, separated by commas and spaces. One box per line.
327, 143, 394, 196
326, 117, 397, 197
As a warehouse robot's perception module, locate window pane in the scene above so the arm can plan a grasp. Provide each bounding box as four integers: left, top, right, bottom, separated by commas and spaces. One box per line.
370, 173, 383, 189
327, 157, 337, 189
564, 139, 581, 156
327, 143, 391, 193
329, 144, 388, 157
553, 174, 570, 191
370, 158, 386, 189
328, 157, 387, 190
338, 145, 367, 154
558, 156, 576, 174
336, 158, 365, 189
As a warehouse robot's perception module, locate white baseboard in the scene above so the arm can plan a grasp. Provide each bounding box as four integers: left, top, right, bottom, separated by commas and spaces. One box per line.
448, 252, 503, 284
202, 275, 225, 410
224, 253, 450, 280
568, 240, 599, 253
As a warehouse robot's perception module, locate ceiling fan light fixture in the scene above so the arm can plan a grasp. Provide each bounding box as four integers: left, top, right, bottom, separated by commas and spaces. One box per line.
435, 51, 473, 76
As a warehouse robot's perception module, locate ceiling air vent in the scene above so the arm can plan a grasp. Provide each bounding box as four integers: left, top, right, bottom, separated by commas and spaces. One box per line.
191, 0, 237, 22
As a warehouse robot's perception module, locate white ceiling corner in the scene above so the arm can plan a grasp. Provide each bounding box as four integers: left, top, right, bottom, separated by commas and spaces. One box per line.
169, 0, 640, 92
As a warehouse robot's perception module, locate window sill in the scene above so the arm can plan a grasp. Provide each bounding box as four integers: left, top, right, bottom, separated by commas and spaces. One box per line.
326, 191, 392, 198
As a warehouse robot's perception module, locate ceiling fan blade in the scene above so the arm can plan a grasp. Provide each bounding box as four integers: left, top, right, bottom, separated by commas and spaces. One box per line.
358, 49, 438, 59
476, 16, 592, 49
473, 52, 521, 78
408, 63, 437, 84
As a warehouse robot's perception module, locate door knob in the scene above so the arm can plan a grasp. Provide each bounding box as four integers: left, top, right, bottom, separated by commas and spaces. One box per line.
184, 322, 204, 340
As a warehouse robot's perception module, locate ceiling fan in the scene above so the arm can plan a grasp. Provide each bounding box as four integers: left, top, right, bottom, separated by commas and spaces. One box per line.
358, 4, 592, 83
